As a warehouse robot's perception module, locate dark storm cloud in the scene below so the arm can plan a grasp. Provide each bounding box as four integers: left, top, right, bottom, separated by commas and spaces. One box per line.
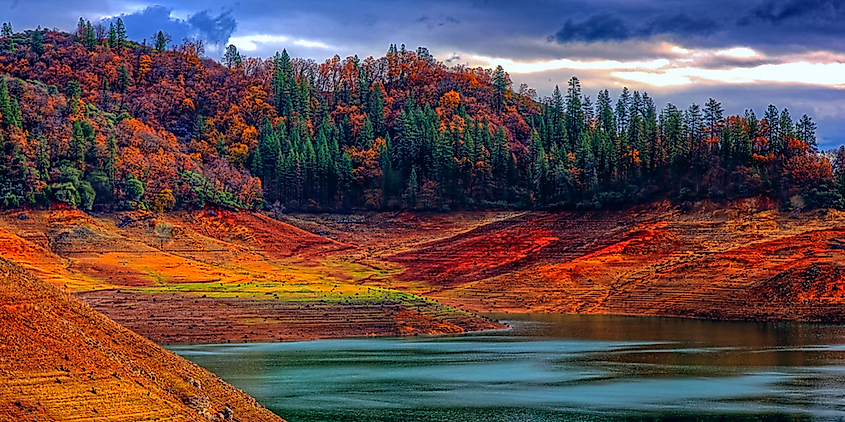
549, 12, 718, 43
187, 8, 237, 48
744, 0, 844, 25
104, 6, 192, 45
100, 5, 237, 51
547, 0, 845, 53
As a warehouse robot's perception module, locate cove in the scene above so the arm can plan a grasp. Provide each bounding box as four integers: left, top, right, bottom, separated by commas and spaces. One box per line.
166, 314, 845, 422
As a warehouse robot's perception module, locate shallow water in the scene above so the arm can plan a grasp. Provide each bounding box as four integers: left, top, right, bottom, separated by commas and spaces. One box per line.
167, 314, 845, 421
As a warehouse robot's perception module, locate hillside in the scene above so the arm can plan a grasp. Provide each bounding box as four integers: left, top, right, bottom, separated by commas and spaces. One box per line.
0, 25, 842, 217
0, 257, 284, 421
0, 209, 504, 343
289, 200, 845, 322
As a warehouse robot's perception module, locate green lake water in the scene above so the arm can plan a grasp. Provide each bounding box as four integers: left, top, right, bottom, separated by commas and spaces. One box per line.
166, 314, 845, 421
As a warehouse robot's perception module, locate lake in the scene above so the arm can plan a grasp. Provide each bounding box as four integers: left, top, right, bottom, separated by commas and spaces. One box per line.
167, 314, 845, 422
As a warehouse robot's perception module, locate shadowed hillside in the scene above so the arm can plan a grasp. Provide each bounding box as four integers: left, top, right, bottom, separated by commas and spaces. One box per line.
0, 257, 284, 421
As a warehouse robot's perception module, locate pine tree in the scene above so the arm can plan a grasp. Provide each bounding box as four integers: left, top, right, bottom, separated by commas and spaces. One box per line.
155, 31, 169, 52
596, 90, 615, 134
406, 167, 418, 209
7, 95, 21, 129
0, 78, 10, 129
685, 103, 704, 163
116, 64, 132, 94
338, 151, 353, 206
661, 103, 685, 167
704, 98, 724, 141
764, 104, 780, 153
71, 120, 87, 171
565, 76, 584, 149
271, 50, 293, 116
115, 18, 126, 50
1, 23, 14, 52
31, 26, 44, 56
779, 108, 794, 146
547, 85, 566, 151
359, 115, 374, 149
83, 21, 97, 50
615, 87, 631, 134
797, 114, 817, 149
529, 130, 548, 203
192, 115, 207, 140
432, 129, 454, 209
108, 23, 117, 49
368, 83, 386, 137
641, 93, 659, 171
223, 44, 242, 69
492, 65, 509, 112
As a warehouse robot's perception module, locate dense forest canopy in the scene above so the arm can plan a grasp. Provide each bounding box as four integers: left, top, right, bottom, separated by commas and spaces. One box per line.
0, 20, 842, 212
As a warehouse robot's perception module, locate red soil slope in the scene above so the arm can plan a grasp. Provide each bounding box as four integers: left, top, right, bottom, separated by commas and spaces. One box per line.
292, 201, 845, 322
0, 258, 284, 422
0, 209, 504, 344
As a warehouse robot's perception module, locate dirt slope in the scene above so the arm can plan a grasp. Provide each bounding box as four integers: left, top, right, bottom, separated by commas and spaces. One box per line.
0, 258, 284, 422
367, 202, 845, 322
0, 209, 503, 344
279, 200, 845, 323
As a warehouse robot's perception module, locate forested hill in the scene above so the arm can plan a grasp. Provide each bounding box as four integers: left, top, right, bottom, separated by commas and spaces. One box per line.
0, 22, 841, 212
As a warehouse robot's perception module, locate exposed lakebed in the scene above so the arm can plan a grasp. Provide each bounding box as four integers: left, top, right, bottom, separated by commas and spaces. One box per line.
167, 314, 845, 421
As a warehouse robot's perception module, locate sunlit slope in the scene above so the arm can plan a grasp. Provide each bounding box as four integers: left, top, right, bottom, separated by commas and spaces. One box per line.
0, 209, 503, 343
294, 202, 845, 322
0, 258, 284, 422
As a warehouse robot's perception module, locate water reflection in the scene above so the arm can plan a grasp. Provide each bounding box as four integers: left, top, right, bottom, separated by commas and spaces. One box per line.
168, 314, 845, 422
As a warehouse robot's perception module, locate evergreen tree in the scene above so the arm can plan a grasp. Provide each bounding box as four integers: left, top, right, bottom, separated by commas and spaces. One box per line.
1, 23, 14, 52
368, 83, 386, 137
529, 130, 548, 203
779, 108, 794, 146
155, 31, 169, 52
704, 98, 724, 139
492, 65, 509, 112
0, 78, 10, 129
83, 21, 96, 50
116, 64, 132, 94
797, 114, 817, 149
615, 87, 631, 134
596, 89, 615, 135
223, 44, 242, 69
406, 167, 418, 209
764, 104, 780, 153
192, 115, 207, 140
641, 93, 659, 171
359, 115, 374, 149
661, 103, 685, 167
338, 150, 353, 206
115, 18, 126, 50
565, 76, 584, 148
31, 26, 44, 56
685, 103, 704, 163
108, 23, 117, 49
70, 120, 87, 170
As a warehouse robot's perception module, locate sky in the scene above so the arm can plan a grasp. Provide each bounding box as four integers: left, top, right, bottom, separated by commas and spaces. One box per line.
4, 0, 845, 148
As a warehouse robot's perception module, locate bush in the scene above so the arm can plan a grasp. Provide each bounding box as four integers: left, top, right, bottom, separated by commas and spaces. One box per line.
77, 180, 95, 210
123, 174, 145, 202
51, 182, 79, 208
